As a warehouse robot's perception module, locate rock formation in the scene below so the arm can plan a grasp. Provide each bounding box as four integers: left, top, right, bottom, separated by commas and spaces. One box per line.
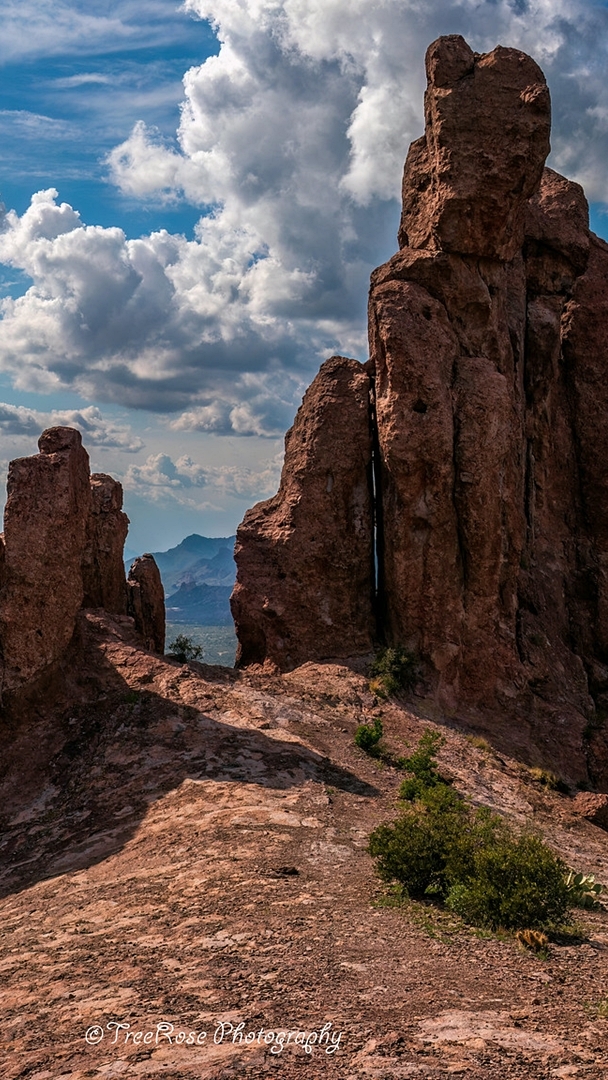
232, 35, 608, 785
0, 428, 92, 696
127, 555, 166, 655
231, 356, 375, 668
0, 427, 165, 706
82, 473, 129, 614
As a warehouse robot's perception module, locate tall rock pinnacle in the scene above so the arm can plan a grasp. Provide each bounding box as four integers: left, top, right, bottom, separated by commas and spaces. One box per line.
232, 35, 608, 785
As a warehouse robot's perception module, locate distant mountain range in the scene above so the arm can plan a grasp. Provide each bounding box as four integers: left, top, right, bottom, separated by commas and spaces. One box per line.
126, 534, 237, 625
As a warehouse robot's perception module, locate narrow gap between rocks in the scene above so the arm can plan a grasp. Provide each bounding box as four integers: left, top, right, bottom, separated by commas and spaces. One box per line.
369, 374, 386, 644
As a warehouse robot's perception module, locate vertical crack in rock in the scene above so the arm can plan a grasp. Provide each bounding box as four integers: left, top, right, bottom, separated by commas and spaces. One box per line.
368, 372, 386, 642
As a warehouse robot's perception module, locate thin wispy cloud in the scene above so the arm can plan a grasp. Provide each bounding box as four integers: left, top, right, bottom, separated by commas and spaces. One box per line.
0, 1, 196, 64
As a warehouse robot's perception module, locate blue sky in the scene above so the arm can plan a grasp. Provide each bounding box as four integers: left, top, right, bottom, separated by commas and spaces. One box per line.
0, 0, 607, 552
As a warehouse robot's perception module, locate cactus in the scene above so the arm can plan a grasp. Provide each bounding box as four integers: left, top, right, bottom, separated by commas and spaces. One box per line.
565, 870, 604, 909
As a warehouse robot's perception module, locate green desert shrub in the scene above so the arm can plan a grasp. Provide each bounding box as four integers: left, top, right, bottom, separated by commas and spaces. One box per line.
445, 829, 570, 930
399, 729, 446, 801
369, 646, 417, 697
368, 730, 572, 931
167, 634, 203, 663
354, 717, 384, 755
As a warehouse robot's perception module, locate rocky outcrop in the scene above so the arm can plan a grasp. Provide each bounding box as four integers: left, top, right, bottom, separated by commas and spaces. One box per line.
82, 474, 129, 614
232, 36, 608, 786
231, 356, 375, 668
398, 36, 550, 260
128, 555, 166, 655
0, 428, 165, 706
367, 38, 608, 779
571, 792, 608, 831
0, 428, 92, 696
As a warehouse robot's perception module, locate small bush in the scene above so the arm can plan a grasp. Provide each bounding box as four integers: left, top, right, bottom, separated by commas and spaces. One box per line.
466, 735, 491, 752
445, 830, 570, 930
399, 729, 446, 801
167, 634, 203, 663
515, 929, 549, 953
368, 731, 573, 932
369, 646, 417, 697
529, 767, 569, 794
354, 718, 384, 755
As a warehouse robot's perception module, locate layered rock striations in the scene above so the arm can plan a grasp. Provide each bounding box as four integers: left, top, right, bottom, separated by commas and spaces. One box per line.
232, 35, 608, 783
0, 427, 165, 705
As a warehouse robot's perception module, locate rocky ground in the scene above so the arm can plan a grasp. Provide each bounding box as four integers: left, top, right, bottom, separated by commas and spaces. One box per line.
1, 612, 608, 1080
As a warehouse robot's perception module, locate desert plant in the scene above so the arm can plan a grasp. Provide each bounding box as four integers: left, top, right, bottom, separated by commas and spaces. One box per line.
399, 729, 446, 801
466, 735, 491, 752
369, 646, 417, 697
529, 767, 569, 794
565, 871, 604, 909
354, 717, 384, 755
368, 731, 573, 932
445, 829, 570, 930
167, 634, 203, 663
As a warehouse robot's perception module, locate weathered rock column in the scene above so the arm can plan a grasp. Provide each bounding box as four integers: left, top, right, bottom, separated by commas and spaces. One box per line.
128, 554, 165, 654
82, 473, 129, 614
0, 427, 91, 694
231, 356, 375, 669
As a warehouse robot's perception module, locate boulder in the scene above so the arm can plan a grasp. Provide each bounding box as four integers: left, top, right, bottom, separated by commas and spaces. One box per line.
128, 555, 165, 654
82, 474, 129, 614
231, 356, 374, 669
571, 792, 608, 831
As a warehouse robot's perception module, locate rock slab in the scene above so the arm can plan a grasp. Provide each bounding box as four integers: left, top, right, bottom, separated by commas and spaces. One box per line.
231, 356, 374, 669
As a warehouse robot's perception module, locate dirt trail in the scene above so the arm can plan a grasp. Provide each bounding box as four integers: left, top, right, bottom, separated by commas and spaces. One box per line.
1, 613, 607, 1079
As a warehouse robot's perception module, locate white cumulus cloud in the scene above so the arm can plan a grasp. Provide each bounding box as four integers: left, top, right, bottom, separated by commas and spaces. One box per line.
0, 0, 607, 440
0, 400, 143, 451
123, 449, 282, 508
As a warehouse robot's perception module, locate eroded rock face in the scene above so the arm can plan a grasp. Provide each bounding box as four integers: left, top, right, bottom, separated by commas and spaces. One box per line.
0, 428, 92, 695
0, 428, 165, 705
82, 474, 129, 614
367, 35, 605, 780
233, 35, 608, 786
128, 555, 166, 655
398, 36, 551, 260
231, 356, 374, 669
